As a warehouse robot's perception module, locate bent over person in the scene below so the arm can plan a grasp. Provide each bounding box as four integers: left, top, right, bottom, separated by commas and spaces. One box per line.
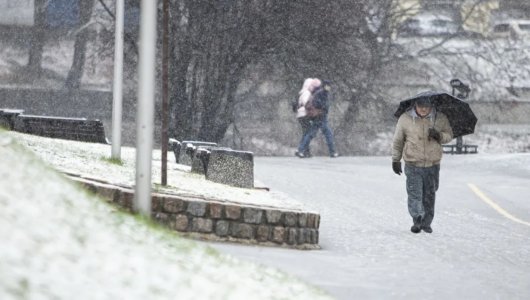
296, 80, 339, 158
392, 97, 453, 234
294, 78, 321, 157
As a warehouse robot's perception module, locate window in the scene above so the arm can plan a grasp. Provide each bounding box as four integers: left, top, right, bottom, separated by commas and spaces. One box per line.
431, 20, 450, 27
493, 24, 510, 33
518, 24, 530, 31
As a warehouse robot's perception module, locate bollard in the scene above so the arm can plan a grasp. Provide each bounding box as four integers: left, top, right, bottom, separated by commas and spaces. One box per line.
191, 147, 211, 175
178, 141, 217, 166
206, 148, 254, 188
168, 138, 182, 163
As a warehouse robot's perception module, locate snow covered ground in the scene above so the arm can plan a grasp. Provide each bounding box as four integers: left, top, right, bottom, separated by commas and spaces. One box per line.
9, 131, 305, 211
0, 131, 331, 300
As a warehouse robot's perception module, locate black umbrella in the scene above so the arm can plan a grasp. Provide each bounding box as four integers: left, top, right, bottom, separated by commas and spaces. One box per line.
394, 91, 478, 138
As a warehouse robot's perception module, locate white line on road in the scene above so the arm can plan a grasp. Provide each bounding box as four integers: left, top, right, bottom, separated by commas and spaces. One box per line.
468, 183, 530, 227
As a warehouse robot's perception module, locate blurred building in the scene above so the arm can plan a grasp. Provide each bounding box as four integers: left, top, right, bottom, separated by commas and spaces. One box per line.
0, 0, 138, 32
46, 0, 80, 28
494, 0, 530, 19
460, 0, 499, 36
0, 0, 34, 26
395, 0, 506, 37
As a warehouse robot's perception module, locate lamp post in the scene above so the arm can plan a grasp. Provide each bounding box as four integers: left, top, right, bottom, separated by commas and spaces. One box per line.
111, 0, 124, 160
161, 0, 169, 186
134, 0, 157, 216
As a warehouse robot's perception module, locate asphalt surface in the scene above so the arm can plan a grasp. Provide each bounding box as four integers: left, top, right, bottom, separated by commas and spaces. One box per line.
208, 154, 530, 299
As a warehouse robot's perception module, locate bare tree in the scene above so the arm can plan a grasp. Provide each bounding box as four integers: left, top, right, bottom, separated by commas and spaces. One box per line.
27, 0, 47, 77
168, 0, 290, 141
65, 0, 96, 90
167, 0, 369, 142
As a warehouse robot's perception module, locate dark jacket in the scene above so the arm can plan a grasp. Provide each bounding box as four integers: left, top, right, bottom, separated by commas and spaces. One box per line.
312, 88, 330, 114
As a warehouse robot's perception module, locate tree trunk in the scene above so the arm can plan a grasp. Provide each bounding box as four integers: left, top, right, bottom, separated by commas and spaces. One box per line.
27, 0, 47, 77
65, 0, 95, 90
169, 58, 194, 140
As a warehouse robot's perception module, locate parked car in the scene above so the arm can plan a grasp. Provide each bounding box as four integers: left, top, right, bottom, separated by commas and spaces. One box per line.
490, 20, 530, 38
398, 13, 459, 37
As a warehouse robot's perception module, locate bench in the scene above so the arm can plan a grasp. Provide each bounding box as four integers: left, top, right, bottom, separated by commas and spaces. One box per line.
168, 138, 182, 163
168, 139, 217, 166
443, 144, 478, 154
0, 108, 24, 130
13, 114, 109, 144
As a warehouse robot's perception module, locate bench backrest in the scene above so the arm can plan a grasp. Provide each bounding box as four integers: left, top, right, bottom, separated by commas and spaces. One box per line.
13, 114, 109, 144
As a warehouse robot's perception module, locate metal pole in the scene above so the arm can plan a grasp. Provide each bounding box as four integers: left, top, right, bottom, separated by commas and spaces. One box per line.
451, 81, 463, 154
134, 0, 157, 216
111, 0, 124, 159
161, 0, 169, 186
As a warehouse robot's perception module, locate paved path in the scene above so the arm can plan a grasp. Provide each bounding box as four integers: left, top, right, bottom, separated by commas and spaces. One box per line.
208, 154, 530, 299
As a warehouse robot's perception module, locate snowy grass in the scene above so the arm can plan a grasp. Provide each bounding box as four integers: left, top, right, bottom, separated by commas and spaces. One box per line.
0, 131, 331, 299
9, 130, 305, 211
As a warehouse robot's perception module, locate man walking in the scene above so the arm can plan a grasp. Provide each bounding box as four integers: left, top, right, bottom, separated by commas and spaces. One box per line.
392, 96, 453, 233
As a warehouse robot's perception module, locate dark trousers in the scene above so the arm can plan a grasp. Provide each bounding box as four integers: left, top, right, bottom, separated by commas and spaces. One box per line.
298, 117, 312, 155
404, 163, 440, 226
297, 115, 336, 156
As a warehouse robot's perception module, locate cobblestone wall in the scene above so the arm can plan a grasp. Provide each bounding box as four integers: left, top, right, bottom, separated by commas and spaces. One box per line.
73, 177, 320, 249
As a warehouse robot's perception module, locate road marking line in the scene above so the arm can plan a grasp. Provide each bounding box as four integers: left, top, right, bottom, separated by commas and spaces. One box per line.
468, 183, 530, 227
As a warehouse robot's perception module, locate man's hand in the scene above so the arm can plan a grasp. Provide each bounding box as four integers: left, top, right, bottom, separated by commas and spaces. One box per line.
428, 128, 441, 143
392, 161, 402, 175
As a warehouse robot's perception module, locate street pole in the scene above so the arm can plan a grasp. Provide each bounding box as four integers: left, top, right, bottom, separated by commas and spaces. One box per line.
450, 79, 469, 154
111, 0, 124, 160
161, 0, 169, 186
134, 0, 157, 216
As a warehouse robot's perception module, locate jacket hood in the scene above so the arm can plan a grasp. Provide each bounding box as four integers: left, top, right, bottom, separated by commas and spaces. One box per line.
407, 107, 436, 124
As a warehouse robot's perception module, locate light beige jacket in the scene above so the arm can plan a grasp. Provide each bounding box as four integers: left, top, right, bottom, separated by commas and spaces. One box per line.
296, 90, 312, 118
296, 78, 321, 118
392, 108, 453, 167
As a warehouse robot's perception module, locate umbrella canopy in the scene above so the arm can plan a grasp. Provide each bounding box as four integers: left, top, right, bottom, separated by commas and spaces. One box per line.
394, 91, 478, 138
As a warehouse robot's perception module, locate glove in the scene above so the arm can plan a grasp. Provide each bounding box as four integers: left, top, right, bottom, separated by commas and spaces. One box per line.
428, 128, 441, 143
392, 161, 402, 175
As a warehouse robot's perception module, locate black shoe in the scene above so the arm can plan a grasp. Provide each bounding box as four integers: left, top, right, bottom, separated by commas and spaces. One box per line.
295, 151, 305, 158
422, 225, 433, 233
410, 224, 421, 233
330, 152, 339, 158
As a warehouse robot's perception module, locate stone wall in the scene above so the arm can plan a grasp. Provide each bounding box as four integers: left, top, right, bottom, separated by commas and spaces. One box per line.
72, 176, 321, 249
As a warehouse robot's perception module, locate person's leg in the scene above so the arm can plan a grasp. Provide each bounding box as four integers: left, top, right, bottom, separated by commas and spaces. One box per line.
299, 117, 312, 156
421, 164, 440, 232
319, 115, 337, 156
405, 164, 424, 233
297, 119, 319, 156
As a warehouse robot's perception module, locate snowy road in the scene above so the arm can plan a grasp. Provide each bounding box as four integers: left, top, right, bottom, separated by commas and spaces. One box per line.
208, 154, 530, 299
